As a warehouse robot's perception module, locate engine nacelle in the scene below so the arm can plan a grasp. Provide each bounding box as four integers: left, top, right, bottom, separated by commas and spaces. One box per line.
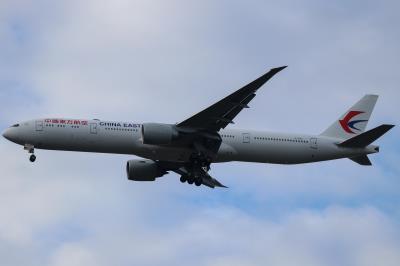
126, 159, 165, 181
141, 123, 179, 145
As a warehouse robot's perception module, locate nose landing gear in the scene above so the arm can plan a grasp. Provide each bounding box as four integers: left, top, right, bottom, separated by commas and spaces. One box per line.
24, 144, 36, 163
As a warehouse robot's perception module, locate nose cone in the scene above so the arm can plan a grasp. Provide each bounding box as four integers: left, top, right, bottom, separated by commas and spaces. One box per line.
2, 129, 10, 139
2, 128, 16, 142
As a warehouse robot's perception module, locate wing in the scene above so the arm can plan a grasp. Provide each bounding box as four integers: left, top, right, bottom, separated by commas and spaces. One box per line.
177, 66, 287, 131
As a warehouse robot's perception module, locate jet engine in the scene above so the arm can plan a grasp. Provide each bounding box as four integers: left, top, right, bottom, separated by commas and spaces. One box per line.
126, 159, 166, 181
141, 123, 179, 145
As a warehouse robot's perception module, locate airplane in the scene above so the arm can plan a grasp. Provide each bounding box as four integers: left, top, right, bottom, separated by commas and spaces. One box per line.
2, 66, 394, 188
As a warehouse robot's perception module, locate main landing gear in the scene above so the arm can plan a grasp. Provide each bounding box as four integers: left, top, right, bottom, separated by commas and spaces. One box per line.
180, 175, 202, 186
179, 152, 212, 187
24, 144, 36, 162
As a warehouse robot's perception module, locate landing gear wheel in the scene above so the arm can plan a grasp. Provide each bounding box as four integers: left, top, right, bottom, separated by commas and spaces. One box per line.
187, 179, 194, 185
29, 154, 36, 162
195, 180, 201, 186
180, 176, 187, 183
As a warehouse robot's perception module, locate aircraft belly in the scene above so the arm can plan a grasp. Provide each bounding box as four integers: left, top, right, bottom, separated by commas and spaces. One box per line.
35, 129, 137, 154
34, 128, 193, 160
215, 142, 237, 162
229, 142, 315, 164
133, 145, 192, 162
224, 135, 369, 165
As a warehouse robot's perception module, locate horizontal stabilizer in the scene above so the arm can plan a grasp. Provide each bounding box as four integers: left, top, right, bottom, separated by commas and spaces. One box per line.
338, 124, 394, 148
349, 155, 372, 166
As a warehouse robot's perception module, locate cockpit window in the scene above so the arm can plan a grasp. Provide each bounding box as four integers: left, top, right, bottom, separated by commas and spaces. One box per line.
11, 124, 20, 127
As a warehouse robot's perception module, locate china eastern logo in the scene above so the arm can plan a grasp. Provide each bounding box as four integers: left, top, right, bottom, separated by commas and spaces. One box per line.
339, 111, 367, 134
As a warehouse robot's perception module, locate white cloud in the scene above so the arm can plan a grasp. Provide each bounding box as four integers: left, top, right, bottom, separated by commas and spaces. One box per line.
45, 206, 400, 266
49, 243, 99, 266
1, 135, 399, 265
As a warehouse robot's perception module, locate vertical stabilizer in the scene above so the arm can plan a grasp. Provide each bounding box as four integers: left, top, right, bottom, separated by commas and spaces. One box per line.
320, 94, 378, 140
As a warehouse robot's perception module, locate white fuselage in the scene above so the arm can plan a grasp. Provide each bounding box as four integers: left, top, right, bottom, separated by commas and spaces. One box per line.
4, 118, 378, 164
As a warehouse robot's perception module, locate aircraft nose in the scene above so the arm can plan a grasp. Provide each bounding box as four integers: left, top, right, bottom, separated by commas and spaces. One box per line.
2, 128, 13, 141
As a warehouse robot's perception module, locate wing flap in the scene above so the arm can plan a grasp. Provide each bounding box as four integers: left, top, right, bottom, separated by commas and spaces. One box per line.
201, 172, 228, 188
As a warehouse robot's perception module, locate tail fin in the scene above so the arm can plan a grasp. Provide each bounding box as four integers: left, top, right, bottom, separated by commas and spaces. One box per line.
320, 94, 378, 140
338, 124, 394, 148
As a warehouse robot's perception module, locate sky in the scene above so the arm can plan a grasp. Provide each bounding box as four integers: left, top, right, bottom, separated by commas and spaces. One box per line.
0, 0, 399, 265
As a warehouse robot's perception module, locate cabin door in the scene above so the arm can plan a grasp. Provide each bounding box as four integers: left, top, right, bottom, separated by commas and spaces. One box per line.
35, 120, 44, 131
242, 133, 250, 144
90, 123, 98, 134
310, 138, 318, 149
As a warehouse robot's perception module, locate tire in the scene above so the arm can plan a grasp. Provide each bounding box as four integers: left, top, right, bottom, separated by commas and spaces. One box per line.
29, 154, 36, 162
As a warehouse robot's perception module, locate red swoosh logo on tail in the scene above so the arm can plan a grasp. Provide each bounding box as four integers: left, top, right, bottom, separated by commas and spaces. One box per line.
339, 111, 364, 134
